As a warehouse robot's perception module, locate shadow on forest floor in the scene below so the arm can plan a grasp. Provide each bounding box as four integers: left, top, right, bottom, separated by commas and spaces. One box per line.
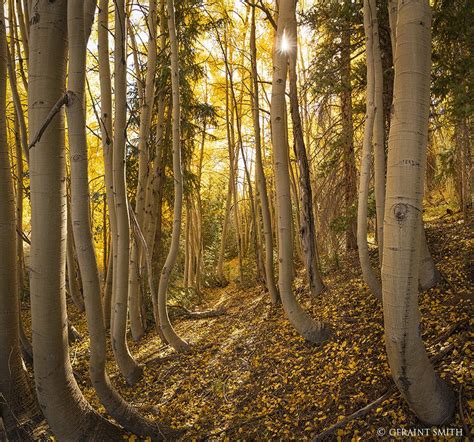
26, 213, 473, 440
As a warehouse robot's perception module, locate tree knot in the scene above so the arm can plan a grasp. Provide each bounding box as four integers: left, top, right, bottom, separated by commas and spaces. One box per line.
393, 203, 408, 221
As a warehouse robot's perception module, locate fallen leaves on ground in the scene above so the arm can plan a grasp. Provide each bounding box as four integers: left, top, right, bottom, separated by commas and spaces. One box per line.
25, 215, 473, 440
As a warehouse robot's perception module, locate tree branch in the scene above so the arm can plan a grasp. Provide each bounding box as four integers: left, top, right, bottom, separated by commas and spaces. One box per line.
28, 93, 69, 150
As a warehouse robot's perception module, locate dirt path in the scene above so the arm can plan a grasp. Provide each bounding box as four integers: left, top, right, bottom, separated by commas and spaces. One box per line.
62, 216, 473, 439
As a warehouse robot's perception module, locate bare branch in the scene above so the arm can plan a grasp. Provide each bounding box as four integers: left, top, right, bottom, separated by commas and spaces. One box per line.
28, 93, 69, 150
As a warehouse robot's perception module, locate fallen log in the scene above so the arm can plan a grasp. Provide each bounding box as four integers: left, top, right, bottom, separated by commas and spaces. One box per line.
169, 305, 227, 319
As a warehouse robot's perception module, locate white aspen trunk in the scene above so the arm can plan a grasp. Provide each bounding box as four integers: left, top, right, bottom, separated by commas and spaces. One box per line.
6, 43, 29, 163
227, 79, 245, 284
97, 0, 118, 330
217, 176, 232, 284
289, 156, 304, 264
156, 0, 190, 353
271, 0, 330, 343
66, 200, 85, 311
387, 0, 440, 290
28, 1, 122, 438
103, 242, 113, 329
111, 0, 143, 384
128, 0, 158, 341
14, 0, 28, 66
65, 5, 171, 437
382, 0, 454, 424
0, 8, 39, 436
358, 0, 382, 300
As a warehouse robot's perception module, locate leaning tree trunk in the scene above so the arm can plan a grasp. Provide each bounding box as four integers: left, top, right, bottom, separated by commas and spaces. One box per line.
382, 0, 454, 424
156, 0, 190, 353
358, 0, 382, 300
287, 7, 325, 298
270, 0, 330, 343
111, 0, 143, 384
28, 1, 122, 439
65, 4, 173, 436
0, 8, 40, 437
250, 6, 279, 304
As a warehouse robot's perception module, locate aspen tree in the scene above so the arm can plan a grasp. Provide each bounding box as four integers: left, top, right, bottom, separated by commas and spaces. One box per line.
287, 3, 325, 297
157, 0, 190, 352
0, 7, 39, 437
129, 0, 158, 341
28, 1, 122, 438
111, 0, 143, 384
97, 0, 116, 330
66, 2, 170, 437
271, 0, 329, 343
358, 0, 382, 300
387, 0, 441, 291
250, 5, 279, 304
382, 0, 454, 424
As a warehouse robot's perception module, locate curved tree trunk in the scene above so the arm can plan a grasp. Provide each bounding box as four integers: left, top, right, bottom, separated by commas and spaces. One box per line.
0, 9, 40, 437
250, 6, 279, 304
111, 0, 143, 384
156, 0, 190, 353
65, 6, 172, 435
28, 1, 123, 438
358, 0, 382, 300
270, 0, 330, 344
382, 0, 454, 424
287, 8, 325, 298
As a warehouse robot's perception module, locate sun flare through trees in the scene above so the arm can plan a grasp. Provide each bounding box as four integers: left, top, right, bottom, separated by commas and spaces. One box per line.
0, 0, 472, 440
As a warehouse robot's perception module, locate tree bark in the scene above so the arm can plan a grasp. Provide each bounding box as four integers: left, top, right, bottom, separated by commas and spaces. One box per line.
66, 197, 85, 311
271, 0, 330, 343
341, 6, 358, 251
358, 0, 382, 301
250, 5, 279, 304
382, 0, 454, 424
0, 8, 40, 437
387, 0, 439, 290
111, 0, 143, 384
156, 0, 190, 353
371, 1, 386, 266
97, 0, 118, 331
28, 1, 123, 438
287, 7, 325, 297
66, 4, 176, 436
128, 0, 158, 341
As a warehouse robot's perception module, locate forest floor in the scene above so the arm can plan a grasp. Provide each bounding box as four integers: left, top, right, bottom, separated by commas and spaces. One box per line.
27, 213, 472, 440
